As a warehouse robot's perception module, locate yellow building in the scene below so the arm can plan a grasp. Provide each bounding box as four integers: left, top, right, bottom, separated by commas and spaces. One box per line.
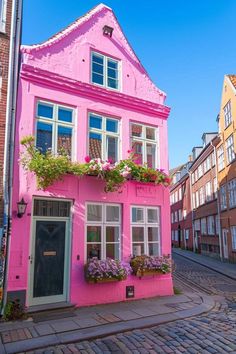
217, 75, 236, 263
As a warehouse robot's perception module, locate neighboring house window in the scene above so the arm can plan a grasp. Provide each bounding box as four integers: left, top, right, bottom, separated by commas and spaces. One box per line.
174, 211, 178, 222
91, 52, 120, 90
86, 203, 121, 260
175, 191, 178, 203
131, 206, 160, 256
178, 188, 182, 200
215, 215, 220, 235
213, 178, 217, 199
194, 219, 200, 231
191, 173, 195, 185
89, 113, 119, 162
171, 230, 174, 241
220, 184, 227, 210
192, 193, 195, 209
211, 151, 216, 166
207, 216, 215, 235
194, 170, 198, 182
226, 134, 235, 164
198, 164, 203, 178
183, 209, 187, 220
196, 191, 199, 208
36, 101, 74, 157
130, 123, 158, 168
217, 145, 224, 171
228, 178, 236, 208
175, 230, 178, 241
199, 187, 205, 205
224, 100, 232, 128
0, 0, 7, 33
231, 226, 236, 251
171, 212, 174, 224
178, 209, 182, 221
205, 181, 212, 202
201, 218, 207, 235
185, 229, 189, 240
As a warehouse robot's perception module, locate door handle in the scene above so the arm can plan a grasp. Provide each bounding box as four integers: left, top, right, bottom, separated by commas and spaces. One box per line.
29, 255, 33, 264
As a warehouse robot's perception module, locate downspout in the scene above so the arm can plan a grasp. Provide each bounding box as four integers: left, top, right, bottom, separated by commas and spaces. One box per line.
2, 0, 23, 311
188, 170, 195, 252
211, 141, 223, 261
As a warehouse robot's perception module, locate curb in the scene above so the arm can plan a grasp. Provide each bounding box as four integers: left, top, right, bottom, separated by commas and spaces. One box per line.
4, 295, 215, 354
172, 249, 236, 282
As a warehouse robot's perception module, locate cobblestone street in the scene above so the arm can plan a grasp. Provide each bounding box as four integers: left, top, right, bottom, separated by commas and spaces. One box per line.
23, 254, 236, 354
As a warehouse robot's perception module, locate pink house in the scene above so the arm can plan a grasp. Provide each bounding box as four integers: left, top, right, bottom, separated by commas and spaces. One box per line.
7, 4, 172, 309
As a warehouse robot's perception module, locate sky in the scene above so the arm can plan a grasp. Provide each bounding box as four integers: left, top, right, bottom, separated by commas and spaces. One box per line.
22, 0, 236, 168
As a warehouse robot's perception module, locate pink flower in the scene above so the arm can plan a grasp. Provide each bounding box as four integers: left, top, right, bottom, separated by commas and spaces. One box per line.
127, 149, 133, 154
108, 158, 113, 164
85, 156, 91, 163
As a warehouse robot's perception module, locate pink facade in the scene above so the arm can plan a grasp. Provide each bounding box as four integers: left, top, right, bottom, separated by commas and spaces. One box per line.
7, 4, 172, 308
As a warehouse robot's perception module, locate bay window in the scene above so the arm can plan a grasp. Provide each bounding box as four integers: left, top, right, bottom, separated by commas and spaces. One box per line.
36, 101, 74, 158
89, 113, 119, 162
131, 206, 160, 256
91, 51, 120, 90
86, 203, 121, 260
131, 123, 158, 168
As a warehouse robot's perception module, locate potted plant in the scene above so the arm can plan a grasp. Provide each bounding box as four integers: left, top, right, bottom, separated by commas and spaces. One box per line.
130, 255, 172, 278
85, 258, 132, 283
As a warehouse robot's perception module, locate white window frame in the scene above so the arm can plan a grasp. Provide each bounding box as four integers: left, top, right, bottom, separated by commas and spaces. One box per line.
217, 145, 224, 171
130, 122, 159, 169
199, 187, 205, 205
178, 188, 182, 200
226, 134, 235, 164
198, 164, 203, 178
36, 100, 75, 159
205, 181, 212, 202
178, 209, 182, 222
131, 206, 160, 256
213, 178, 217, 199
0, 0, 7, 33
88, 112, 120, 162
228, 178, 236, 208
91, 51, 121, 91
224, 100, 232, 128
201, 218, 207, 235
220, 184, 227, 211
231, 226, 236, 251
207, 216, 215, 235
86, 202, 121, 261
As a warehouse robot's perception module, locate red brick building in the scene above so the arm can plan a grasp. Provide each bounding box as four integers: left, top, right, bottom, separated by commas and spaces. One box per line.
170, 162, 193, 251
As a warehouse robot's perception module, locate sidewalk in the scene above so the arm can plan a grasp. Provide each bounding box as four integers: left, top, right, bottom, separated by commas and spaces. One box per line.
0, 292, 215, 354
173, 248, 236, 281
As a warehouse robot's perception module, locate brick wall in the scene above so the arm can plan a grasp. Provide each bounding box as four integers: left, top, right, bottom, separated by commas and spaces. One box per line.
0, 0, 13, 227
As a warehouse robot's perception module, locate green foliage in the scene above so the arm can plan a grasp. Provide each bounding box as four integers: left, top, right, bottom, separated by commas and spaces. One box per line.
3, 299, 26, 321
20, 136, 171, 192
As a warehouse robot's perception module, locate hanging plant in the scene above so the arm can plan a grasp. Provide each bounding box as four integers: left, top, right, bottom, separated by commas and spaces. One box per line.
20, 136, 171, 192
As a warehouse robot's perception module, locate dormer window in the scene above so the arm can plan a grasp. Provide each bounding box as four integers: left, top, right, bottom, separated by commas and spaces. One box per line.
91, 52, 120, 90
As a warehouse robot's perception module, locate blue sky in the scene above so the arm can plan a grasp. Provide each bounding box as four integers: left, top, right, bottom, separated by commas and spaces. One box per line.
22, 1, 236, 168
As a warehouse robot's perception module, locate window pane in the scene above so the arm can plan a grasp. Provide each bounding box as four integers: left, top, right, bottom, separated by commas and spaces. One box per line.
57, 126, 72, 156
108, 78, 118, 89
37, 103, 53, 119
107, 59, 118, 70
147, 209, 158, 223
106, 119, 118, 133
87, 205, 102, 221
132, 227, 144, 242
89, 132, 102, 159
108, 68, 118, 79
106, 243, 119, 259
36, 122, 52, 154
146, 127, 155, 140
87, 244, 101, 259
89, 115, 102, 129
58, 108, 73, 123
131, 124, 142, 137
148, 243, 159, 256
132, 141, 143, 164
106, 226, 119, 242
92, 53, 104, 65
92, 73, 104, 85
147, 143, 156, 168
132, 208, 144, 223
148, 227, 159, 241
107, 136, 118, 162
132, 243, 144, 255
92, 62, 104, 75
87, 226, 101, 242
106, 206, 120, 222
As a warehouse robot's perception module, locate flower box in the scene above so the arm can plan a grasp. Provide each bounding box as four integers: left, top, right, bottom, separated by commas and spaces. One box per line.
86, 277, 124, 284
130, 255, 172, 278
136, 269, 163, 278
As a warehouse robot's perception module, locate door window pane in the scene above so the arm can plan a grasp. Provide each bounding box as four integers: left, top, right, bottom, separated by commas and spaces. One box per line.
106, 206, 120, 222
132, 208, 144, 223
87, 205, 102, 221
37, 103, 53, 119
57, 126, 72, 157
132, 227, 144, 242
36, 122, 52, 154
34, 200, 70, 217
58, 108, 73, 123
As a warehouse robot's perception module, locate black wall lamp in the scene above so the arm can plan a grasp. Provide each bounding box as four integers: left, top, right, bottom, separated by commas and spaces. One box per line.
17, 198, 27, 218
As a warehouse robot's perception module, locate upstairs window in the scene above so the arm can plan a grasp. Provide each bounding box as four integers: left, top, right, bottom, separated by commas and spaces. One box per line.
36, 101, 74, 158
228, 178, 236, 208
91, 52, 120, 90
220, 184, 227, 211
0, 0, 7, 33
88, 113, 120, 162
224, 100, 232, 128
217, 145, 224, 171
131, 123, 158, 169
226, 134, 235, 164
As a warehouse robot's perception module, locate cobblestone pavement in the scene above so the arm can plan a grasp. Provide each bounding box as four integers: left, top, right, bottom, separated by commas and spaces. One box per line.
22, 255, 236, 354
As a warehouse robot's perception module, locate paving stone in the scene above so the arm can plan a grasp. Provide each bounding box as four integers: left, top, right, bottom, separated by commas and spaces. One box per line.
51, 320, 79, 333
35, 324, 55, 336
